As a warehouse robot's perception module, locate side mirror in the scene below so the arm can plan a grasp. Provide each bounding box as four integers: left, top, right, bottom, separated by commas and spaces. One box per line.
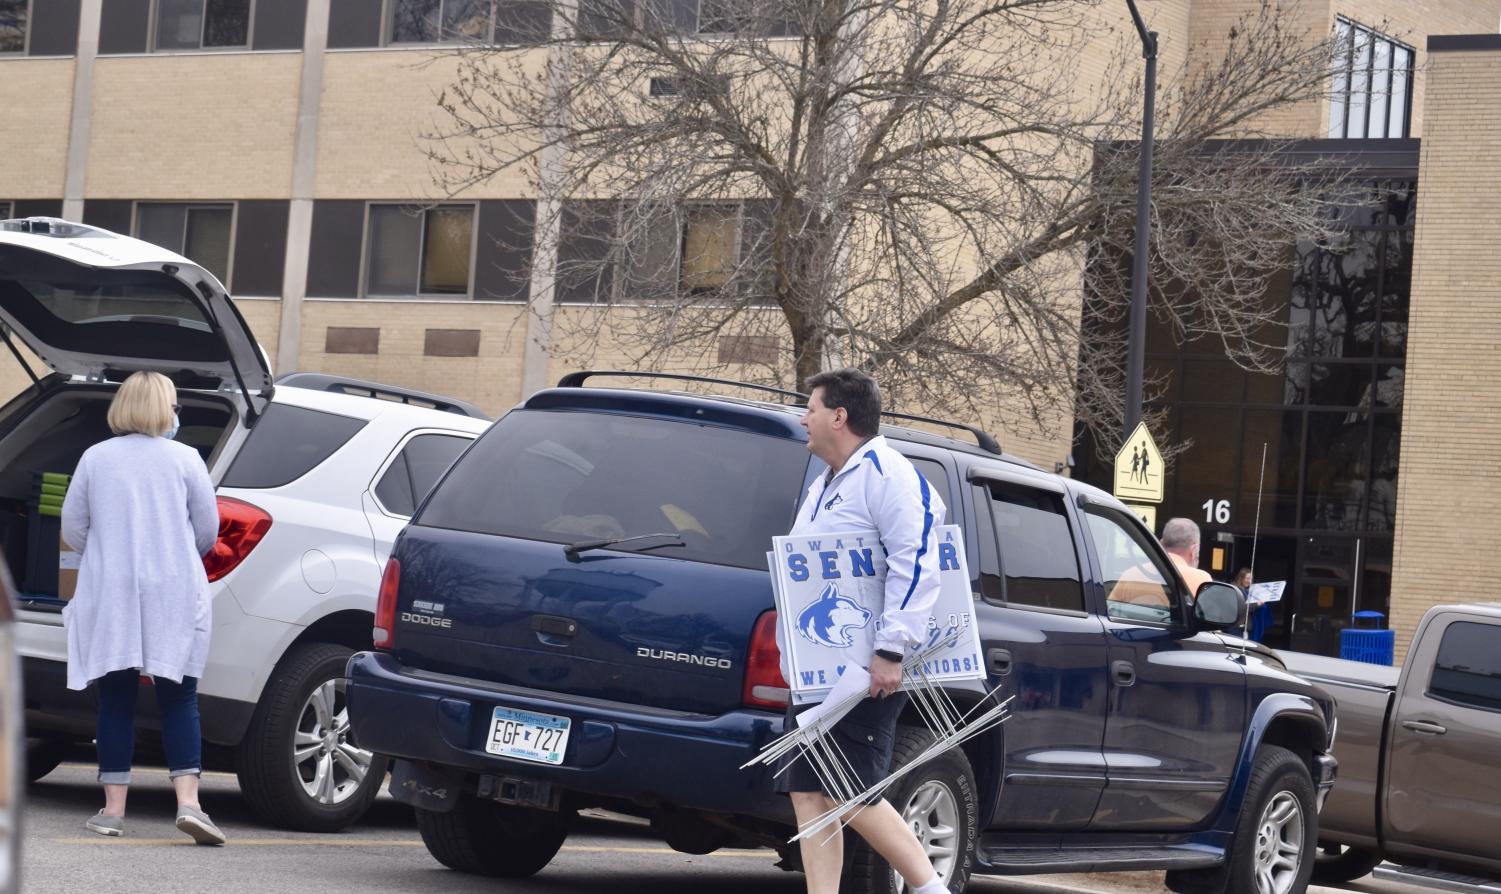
1194, 581, 1245, 631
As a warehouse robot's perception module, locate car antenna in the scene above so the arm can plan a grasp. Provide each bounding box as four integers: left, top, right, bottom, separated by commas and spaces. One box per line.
1243, 442, 1267, 662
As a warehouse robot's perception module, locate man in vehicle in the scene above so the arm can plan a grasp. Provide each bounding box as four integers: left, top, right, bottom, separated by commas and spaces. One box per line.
1161, 517, 1213, 598
781, 368, 949, 894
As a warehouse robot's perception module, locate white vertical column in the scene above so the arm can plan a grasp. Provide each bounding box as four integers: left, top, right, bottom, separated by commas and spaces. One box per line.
519, 6, 576, 397
61, 0, 103, 221
275, 0, 333, 375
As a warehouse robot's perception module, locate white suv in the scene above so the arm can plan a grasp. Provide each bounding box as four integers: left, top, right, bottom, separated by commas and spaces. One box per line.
0, 219, 490, 831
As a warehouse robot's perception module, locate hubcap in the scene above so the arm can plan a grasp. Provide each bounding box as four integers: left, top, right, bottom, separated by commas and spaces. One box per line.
1254, 791, 1305, 894
293, 678, 373, 805
892, 780, 960, 893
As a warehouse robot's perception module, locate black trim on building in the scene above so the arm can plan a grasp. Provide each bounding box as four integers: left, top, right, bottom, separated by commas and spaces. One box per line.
81, 199, 134, 236
1428, 34, 1501, 52
12, 200, 64, 219
306, 200, 365, 297
28, 0, 82, 56
98, 0, 151, 55
252, 0, 308, 51
327, 0, 383, 48
475, 200, 535, 302
231, 200, 290, 296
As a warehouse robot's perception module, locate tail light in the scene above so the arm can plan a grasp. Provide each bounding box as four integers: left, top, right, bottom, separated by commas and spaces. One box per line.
203, 497, 272, 582
373, 558, 400, 650
743, 610, 790, 709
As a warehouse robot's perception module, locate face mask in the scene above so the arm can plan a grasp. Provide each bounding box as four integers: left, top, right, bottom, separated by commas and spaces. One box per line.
164, 412, 180, 441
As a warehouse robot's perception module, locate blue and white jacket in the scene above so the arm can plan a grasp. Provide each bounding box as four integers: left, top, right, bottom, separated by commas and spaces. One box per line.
789, 436, 946, 657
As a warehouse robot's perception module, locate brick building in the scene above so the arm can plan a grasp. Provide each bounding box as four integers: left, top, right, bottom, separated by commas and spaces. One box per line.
1, 0, 1498, 660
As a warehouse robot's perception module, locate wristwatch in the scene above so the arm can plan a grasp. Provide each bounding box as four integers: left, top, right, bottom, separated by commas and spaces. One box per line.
874, 648, 904, 663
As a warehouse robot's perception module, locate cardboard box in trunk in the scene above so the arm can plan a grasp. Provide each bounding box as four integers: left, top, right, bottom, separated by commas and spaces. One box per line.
58, 532, 80, 600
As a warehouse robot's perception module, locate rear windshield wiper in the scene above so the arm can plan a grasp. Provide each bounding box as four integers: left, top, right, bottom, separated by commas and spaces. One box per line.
563, 532, 686, 559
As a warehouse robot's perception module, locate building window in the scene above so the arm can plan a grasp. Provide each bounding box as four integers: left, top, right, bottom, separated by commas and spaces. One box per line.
386, 0, 550, 44
1329, 18, 1413, 140
558, 200, 773, 304
134, 202, 236, 287
0, 202, 13, 219
154, 0, 252, 50
0, 0, 27, 54
365, 204, 475, 298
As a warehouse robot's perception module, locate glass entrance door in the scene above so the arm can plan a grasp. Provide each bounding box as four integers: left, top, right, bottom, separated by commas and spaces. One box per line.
1289, 536, 1358, 656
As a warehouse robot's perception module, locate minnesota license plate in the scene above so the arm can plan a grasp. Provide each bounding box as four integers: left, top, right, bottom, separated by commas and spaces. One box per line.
485, 707, 571, 765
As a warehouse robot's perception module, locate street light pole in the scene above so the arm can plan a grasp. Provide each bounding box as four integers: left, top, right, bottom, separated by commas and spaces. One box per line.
1123, 0, 1157, 442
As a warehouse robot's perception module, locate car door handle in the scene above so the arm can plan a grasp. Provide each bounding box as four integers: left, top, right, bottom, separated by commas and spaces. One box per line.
532, 615, 578, 638
1112, 660, 1136, 687
1400, 719, 1447, 735
987, 648, 1013, 676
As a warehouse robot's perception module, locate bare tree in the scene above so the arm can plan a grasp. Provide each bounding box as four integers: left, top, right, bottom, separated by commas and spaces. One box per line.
424, 0, 1357, 448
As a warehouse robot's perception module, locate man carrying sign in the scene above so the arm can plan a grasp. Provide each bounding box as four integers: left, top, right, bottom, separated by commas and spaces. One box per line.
777, 368, 950, 894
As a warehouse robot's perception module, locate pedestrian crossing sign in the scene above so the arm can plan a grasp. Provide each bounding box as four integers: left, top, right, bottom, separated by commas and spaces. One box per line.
1114, 422, 1164, 504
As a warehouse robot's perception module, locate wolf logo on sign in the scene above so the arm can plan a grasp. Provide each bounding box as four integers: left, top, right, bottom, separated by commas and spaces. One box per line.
796, 583, 872, 648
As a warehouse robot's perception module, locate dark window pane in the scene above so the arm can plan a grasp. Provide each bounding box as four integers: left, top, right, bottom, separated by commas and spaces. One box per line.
1374, 365, 1402, 409
375, 452, 415, 516
1380, 229, 1411, 358
1310, 231, 1379, 359
419, 410, 808, 570
0, 0, 26, 52
390, 0, 441, 42
557, 201, 617, 303
1301, 410, 1369, 531
156, 0, 204, 49
1358, 538, 1392, 617
495, 0, 551, 42
203, 0, 250, 46
221, 404, 369, 488
987, 482, 1083, 612
1307, 362, 1373, 408
367, 205, 422, 295
136, 203, 188, 253
1381, 181, 1415, 229
1287, 239, 1316, 357
1147, 357, 1180, 402
971, 485, 1003, 602
1367, 413, 1399, 532
402, 433, 472, 506
185, 206, 233, 285
1431, 622, 1501, 711
420, 206, 473, 294
442, 0, 491, 39
620, 204, 679, 304
1181, 359, 1244, 404
578, 0, 633, 37
1175, 408, 1240, 528
1239, 410, 1301, 529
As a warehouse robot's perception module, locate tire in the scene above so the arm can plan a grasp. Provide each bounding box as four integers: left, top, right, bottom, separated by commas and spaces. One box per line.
235, 642, 390, 832
1311, 845, 1381, 885
415, 796, 570, 877
25, 738, 67, 782
843, 726, 978, 894
1166, 745, 1318, 894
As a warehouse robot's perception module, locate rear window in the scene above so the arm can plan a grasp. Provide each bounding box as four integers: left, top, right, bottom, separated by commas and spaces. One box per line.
373, 432, 472, 517
221, 403, 367, 488
417, 409, 809, 569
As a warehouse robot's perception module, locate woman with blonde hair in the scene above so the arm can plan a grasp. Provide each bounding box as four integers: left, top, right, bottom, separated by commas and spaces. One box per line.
61, 371, 226, 844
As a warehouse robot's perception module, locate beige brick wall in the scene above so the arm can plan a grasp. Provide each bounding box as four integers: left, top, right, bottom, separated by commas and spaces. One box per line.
86, 53, 301, 199
0, 59, 75, 198
235, 297, 284, 373
315, 49, 541, 200
297, 300, 529, 413
1389, 42, 1501, 664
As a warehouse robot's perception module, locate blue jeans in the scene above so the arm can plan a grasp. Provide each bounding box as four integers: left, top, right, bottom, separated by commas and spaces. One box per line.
95, 670, 202, 785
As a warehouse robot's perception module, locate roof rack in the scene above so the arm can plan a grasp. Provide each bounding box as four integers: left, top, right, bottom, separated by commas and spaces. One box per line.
557, 369, 1001, 455
275, 372, 491, 420
880, 410, 1002, 455
556, 370, 808, 403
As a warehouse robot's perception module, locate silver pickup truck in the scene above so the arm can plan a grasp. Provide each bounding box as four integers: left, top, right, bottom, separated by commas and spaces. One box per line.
1282, 603, 1501, 894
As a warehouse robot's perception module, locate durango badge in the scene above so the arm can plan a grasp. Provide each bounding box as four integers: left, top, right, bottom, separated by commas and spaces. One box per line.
796, 583, 872, 648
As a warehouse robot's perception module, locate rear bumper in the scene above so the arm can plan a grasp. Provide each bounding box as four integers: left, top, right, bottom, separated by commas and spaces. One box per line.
344, 651, 792, 823
1314, 752, 1338, 811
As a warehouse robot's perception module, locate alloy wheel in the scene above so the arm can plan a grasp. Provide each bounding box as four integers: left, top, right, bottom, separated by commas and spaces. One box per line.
293, 678, 373, 805
1253, 790, 1305, 894
893, 779, 960, 893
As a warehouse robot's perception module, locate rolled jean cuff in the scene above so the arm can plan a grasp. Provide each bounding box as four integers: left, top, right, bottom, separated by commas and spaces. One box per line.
98, 770, 131, 785
168, 768, 201, 780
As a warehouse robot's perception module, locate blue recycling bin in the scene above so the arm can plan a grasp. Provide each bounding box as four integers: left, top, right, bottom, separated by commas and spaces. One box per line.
1340, 627, 1395, 665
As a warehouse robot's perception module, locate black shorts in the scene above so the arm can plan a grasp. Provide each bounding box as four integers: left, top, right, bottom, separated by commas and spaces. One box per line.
774, 692, 907, 804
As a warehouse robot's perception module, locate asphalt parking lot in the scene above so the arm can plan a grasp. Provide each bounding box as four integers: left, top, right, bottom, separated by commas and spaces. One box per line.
18, 761, 1437, 894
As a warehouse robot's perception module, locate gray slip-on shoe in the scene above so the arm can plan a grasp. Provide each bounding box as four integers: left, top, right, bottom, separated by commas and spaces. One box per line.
175, 805, 226, 846
85, 811, 124, 837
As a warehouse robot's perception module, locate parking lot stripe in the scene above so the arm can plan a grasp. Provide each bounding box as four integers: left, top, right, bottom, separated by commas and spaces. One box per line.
54, 838, 777, 859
